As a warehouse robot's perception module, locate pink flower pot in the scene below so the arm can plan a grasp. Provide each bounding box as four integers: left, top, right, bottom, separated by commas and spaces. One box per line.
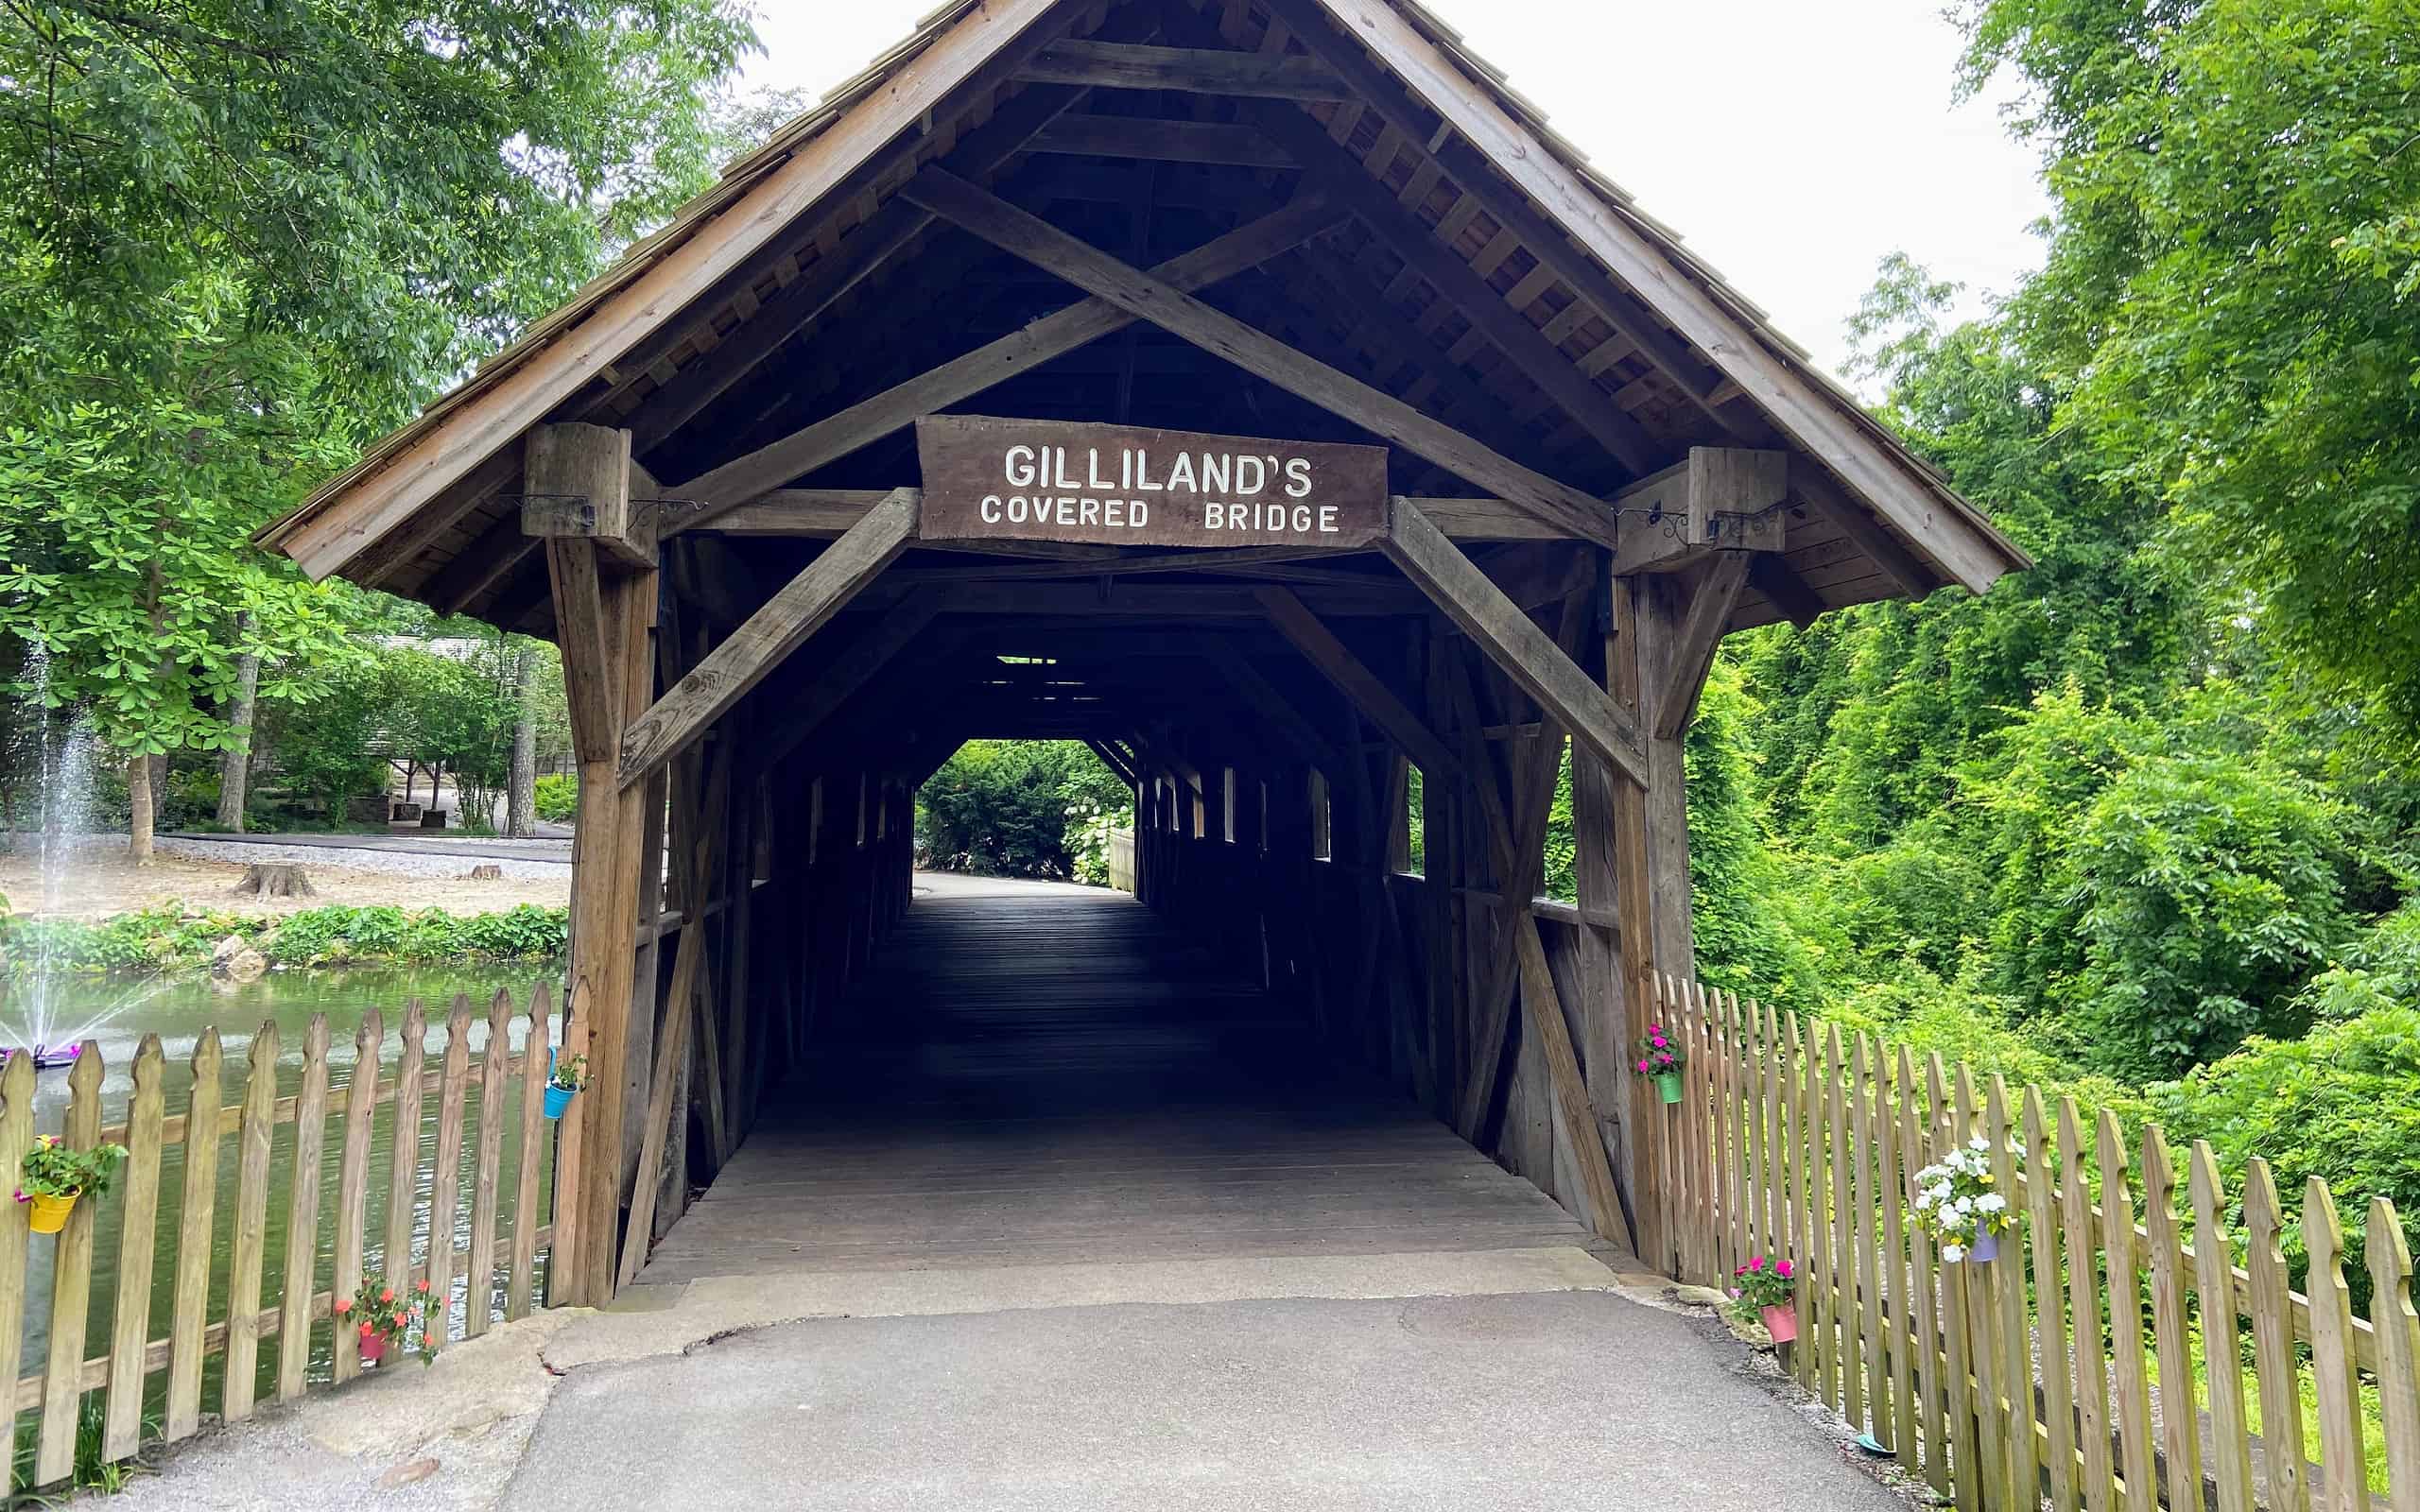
1762, 1304, 1799, 1344
357, 1327, 388, 1365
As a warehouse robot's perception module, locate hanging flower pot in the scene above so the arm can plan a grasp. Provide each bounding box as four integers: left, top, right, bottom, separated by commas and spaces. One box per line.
356, 1324, 388, 1365
1761, 1304, 1799, 1344
544, 1051, 587, 1121
17, 1134, 127, 1236
1910, 1133, 2021, 1264
1632, 1027, 1685, 1107
25, 1192, 74, 1234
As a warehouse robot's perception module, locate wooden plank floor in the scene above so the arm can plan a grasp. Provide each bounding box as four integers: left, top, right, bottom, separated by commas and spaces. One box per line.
635, 884, 1598, 1283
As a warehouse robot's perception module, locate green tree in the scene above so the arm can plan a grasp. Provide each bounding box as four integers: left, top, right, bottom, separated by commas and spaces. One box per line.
1959, 0, 2420, 729
0, 0, 753, 855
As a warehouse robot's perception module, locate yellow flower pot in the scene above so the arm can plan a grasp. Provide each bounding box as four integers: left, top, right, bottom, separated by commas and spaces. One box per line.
26, 1193, 76, 1235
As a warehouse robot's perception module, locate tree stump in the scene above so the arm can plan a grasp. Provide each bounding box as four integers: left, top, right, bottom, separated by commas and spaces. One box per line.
233, 864, 314, 899
466, 864, 503, 881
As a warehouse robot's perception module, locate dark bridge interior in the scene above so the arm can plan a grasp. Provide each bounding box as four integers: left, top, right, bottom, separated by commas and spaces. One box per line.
636, 883, 1596, 1283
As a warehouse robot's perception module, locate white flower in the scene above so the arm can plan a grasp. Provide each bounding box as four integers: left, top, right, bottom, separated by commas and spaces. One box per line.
1913, 1188, 1936, 1210
1977, 1194, 2008, 1213
1954, 1195, 1975, 1213
1969, 1135, 1989, 1151
1942, 1243, 1966, 1263
1928, 1183, 1954, 1207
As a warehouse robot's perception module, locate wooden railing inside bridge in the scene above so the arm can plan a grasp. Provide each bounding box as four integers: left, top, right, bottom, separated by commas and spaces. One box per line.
1651, 975, 2420, 1512
0, 989, 558, 1491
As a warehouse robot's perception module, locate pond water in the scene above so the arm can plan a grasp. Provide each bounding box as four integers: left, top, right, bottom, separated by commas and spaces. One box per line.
6, 962, 564, 1446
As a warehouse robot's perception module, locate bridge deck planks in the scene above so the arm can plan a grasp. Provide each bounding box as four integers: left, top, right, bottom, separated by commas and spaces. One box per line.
634, 885, 1595, 1283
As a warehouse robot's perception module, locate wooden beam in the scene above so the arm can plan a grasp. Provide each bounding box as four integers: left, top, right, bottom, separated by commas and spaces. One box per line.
617, 490, 918, 786
925, 578, 1422, 617
1383, 498, 1647, 786
1254, 588, 1460, 780
669, 194, 1348, 524
1745, 553, 1825, 631
1609, 449, 1789, 575
1276, 0, 2025, 593
901, 167, 1616, 547
1652, 553, 1750, 740
523, 491, 655, 572
1250, 103, 1663, 476
1017, 40, 1351, 101
276, 0, 1077, 582
1024, 114, 1296, 166
531, 425, 637, 761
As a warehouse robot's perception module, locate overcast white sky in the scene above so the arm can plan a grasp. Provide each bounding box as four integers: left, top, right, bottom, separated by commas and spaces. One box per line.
736, 0, 2050, 379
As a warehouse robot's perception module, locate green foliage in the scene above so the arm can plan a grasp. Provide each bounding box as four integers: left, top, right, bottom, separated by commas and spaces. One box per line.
918, 742, 1131, 880
2155, 1005, 2420, 1307
0, 0, 752, 818
2, 903, 566, 974
1959, 0, 2420, 729
535, 774, 580, 823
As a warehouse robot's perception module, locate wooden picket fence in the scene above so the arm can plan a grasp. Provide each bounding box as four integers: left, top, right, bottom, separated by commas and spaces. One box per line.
1105, 828, 1137, 893
0, 986, 562, 1491
1651, 975, 2420, 1512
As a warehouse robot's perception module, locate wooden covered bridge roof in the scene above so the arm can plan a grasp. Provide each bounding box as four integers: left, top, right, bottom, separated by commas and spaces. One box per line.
259, 0, 2028, 645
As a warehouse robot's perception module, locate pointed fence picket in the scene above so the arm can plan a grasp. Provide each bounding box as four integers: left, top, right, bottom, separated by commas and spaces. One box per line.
0, 985, 562, 1492
1651, 975, 2420, 1512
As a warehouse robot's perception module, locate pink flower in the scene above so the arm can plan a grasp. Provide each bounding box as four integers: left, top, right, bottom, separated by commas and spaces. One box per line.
1776, 1260, 1793, 1279
1748, 1256, 1765, 1271
1651, 1036, 1668, 1049
1636, 1059, 1650, 1074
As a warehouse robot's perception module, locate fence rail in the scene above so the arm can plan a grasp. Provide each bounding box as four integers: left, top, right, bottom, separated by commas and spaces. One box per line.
0, 985, 560, 1491
1651, 974, 2419, 1512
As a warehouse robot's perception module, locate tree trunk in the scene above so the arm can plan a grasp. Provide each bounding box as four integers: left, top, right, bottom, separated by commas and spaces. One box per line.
216, 619, 259, 833
128, 753, 155, 866
509, 644, 537, 837
147, 753, 168, 833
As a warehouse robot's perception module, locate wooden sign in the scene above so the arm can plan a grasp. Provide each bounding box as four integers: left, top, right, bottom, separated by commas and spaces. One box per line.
915, 415, 1389, 549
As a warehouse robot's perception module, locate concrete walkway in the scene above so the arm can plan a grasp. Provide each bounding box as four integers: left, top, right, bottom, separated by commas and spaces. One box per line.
507, 1285, 1901, 1512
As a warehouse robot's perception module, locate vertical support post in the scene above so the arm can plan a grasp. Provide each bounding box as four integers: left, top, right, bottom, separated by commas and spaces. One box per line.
1607, 570, 1696, 1272
538, 421, 657, 1306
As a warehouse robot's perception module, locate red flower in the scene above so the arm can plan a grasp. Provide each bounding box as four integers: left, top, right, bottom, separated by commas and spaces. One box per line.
415, 1279, 430, 1293
379, 1288, 395, 1304
333, 1297, 352, 1314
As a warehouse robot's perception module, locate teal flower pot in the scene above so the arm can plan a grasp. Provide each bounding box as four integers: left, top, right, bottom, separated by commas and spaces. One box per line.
544, 1083, 577, 1120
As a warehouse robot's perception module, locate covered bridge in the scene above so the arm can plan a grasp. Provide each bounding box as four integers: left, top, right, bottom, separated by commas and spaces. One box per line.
260, 0, 2025, 1304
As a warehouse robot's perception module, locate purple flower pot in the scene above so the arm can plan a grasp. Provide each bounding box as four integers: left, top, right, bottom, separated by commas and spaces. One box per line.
1968, 1230, 1999, 1263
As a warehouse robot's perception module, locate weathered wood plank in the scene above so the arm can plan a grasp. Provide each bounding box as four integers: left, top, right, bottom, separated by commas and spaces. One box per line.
220, 1024, 279, 1423
162, 1032, 220, 1439
2305, 1179, 2367, 1512
34, 1045, 103, 1484
2191, 1143, 2258, 1512
508, 985, 553, 1321
427, 998, 474, 1340
330, 1010, 381, 1383
275, 1015, 331, 1401
101, 1037, 164, 1459
467, 988, 514, 1336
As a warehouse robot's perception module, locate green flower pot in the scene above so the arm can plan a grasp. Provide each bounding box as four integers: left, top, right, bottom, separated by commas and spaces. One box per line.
1655, 1071, 1684, 1105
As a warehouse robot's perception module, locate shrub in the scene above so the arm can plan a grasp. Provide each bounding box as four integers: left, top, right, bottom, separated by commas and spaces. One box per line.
2154, 1004, 2420, 1307
918, 741, 1128, 879
534, 774, 579, 822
